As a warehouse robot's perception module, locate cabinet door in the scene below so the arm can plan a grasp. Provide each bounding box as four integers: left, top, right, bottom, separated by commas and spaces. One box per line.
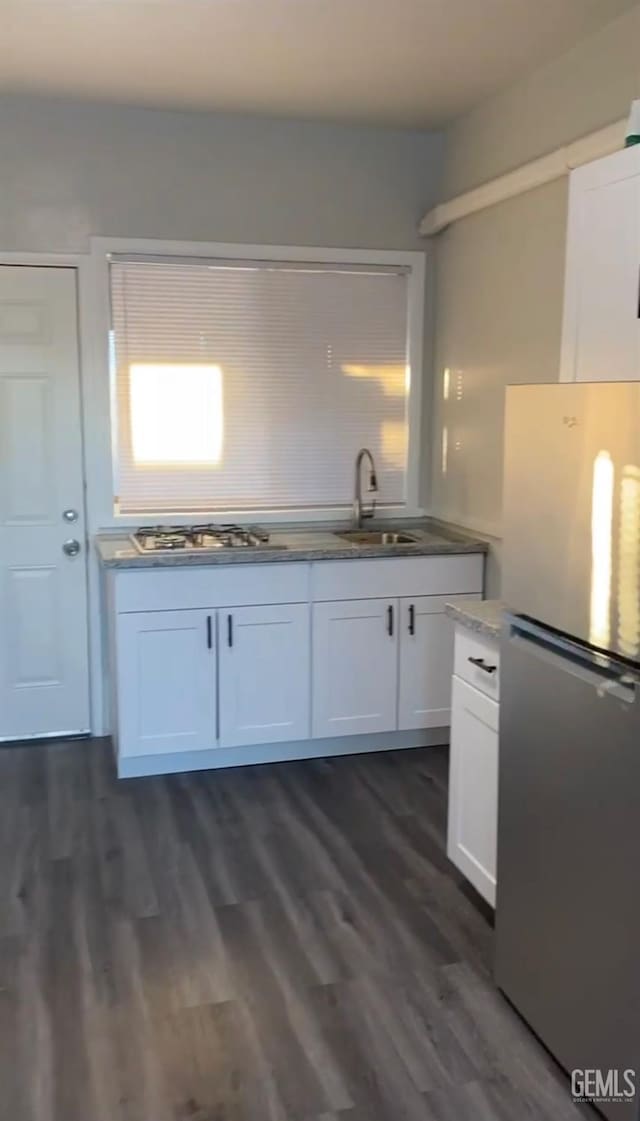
447, 675, 499, 906
398, 595, 476, 730
219, 604, 310, 747
115, 609, 216, 757
312, 599, 398, 738
561, 147, 640, 383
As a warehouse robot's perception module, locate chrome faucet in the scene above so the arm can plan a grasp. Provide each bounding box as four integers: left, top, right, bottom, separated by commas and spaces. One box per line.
353, 448, 378, 528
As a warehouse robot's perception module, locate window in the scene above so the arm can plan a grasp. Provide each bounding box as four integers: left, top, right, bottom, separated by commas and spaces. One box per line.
109, 251, 421, 516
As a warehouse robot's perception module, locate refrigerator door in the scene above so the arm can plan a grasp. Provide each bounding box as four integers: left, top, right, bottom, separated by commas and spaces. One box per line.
503, 382, 640, 663
496, 617, 640, 1121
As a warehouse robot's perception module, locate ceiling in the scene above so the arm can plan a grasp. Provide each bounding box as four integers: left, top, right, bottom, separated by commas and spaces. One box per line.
0, 0, 635, 128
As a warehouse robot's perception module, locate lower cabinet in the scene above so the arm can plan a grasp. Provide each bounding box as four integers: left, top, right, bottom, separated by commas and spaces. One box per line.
115, 603, 310, 757
398, 595, 460, 729
116, 609, 217, 757
107, 554, 486, 770
312, 599, 398, 737
447, 674, 499, 906
312, 594, 471, 738
219, 604, 310, 747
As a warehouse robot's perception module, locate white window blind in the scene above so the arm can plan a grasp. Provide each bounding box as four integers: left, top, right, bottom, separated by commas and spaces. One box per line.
110, 256, 411, 515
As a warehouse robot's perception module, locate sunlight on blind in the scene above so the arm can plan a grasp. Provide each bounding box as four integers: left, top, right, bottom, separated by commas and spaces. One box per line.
130, 363, 223, 465
110, 257, 410, 514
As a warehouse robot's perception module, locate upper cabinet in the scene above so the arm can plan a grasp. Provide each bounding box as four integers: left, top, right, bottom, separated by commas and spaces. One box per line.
561, 146, 640, 383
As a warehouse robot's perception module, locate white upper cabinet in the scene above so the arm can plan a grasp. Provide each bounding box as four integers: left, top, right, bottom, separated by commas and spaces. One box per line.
218, 604, 310, 748
115, 609, 217, 757
561, 146, 640, 383
312, 599, 398, 738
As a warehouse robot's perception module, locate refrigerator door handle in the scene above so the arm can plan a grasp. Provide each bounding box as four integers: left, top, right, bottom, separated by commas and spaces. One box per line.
509, 624, 637, 706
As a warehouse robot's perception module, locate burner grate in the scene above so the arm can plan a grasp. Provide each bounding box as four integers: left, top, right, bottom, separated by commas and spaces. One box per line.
130, 523, 274, 553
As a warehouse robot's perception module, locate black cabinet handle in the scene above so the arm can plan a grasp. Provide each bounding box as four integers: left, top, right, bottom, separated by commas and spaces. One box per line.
387, 604, 394, 637
227, 614, 233, 647
408, 604, 415, 636
206, 615, 212, 650
468, 655, 497, 675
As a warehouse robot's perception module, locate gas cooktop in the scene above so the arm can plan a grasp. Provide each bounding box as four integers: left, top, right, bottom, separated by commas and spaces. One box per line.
130, 524, 276, 553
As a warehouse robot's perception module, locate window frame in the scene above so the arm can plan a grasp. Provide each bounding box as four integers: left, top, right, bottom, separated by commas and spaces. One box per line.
89, 236, 426, 527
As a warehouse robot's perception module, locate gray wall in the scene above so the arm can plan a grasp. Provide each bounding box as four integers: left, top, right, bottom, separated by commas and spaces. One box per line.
0, 95, 443, 509
431, 4, 640, 595
0, 95, 442, 252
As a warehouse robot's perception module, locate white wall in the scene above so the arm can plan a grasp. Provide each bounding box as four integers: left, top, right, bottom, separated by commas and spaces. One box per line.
430, 4, 640, 595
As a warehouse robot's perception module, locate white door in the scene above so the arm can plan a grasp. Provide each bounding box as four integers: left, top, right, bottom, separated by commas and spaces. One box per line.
561, 146, 640, 382
398, 594, 470, 730
219, 603, 310, 747
0, 266, 89, 740
447, 675, 499, 906
312, 598, 398, 738
115, 609, 216, 757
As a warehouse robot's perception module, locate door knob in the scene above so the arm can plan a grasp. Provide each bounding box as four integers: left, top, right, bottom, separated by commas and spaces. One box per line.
63, 508, 79, 523
62, 538, 81, 557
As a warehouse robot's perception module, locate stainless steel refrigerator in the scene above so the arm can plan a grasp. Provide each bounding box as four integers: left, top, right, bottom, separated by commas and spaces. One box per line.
496, 382, 640, 1121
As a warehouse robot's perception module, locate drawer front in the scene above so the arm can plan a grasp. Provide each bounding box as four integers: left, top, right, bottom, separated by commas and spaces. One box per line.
311, 554, 484, 602
454, 627, 501, 700
112, 562, 311, 613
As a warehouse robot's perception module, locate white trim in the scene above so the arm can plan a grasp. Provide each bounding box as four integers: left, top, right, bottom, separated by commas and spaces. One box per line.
91, 236, 424, 268
88, 236, 427, 525
419, 118, 627, 236
0, 251, 103, 738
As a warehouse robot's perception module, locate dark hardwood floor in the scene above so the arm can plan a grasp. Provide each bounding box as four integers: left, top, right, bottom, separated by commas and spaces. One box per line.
0, 739, 593, 1121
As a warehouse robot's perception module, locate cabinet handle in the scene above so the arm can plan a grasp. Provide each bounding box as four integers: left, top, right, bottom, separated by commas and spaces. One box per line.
387, 604, 394, 637
227, 613, 233, 647
408, 604, 415, 636
468, 655, 497, 675
206, 615, 212, 650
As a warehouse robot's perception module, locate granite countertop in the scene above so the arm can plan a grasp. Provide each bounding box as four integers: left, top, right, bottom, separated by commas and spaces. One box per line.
445, 599, 503, 641
95, 519, 488, 569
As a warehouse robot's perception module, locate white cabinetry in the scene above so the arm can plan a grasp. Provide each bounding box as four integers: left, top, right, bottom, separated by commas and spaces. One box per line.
312, 599, 398, 737
116, 609, 217, 757
219, 604, 310, 747
398, 595, 460, 730
313, 592, 480, 738
115, 603, 310, 759
447, 626, 500, 906
561, 145, 640, 383
106, 552, 484, 776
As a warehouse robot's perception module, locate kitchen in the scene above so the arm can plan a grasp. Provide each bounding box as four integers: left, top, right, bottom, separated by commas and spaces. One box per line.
1, 2, 639, 1118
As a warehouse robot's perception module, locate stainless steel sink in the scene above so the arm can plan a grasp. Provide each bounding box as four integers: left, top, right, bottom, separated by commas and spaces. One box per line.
338, 530, 420, 546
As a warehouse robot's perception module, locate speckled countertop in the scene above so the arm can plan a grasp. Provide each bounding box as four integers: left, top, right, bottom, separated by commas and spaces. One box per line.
95, 519, 488, 569
445, 599, 503, 640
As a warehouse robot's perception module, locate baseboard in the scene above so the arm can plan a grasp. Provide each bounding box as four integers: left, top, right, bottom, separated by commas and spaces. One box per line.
117, 726, 449, 779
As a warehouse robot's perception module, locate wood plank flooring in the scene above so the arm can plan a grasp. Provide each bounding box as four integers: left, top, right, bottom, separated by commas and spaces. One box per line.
0, 739, 594, 1121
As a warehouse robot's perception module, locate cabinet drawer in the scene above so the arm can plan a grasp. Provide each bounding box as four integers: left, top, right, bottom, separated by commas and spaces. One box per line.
111, 562, 311, 613
311, 554, 483, 602
454, 628, 500, 700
